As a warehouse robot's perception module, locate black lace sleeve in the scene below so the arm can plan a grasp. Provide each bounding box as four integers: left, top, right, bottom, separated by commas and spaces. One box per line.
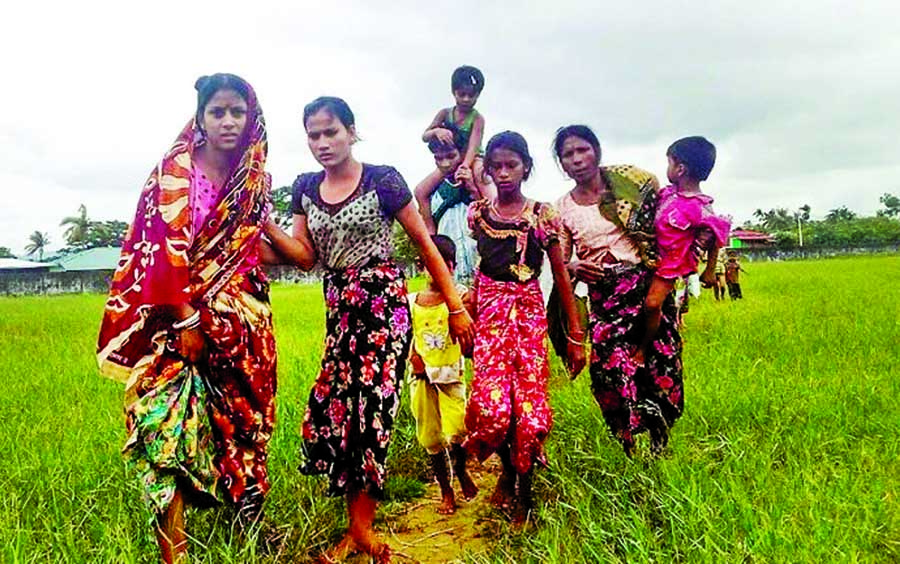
372, 166, 413, 217
291, 174, 309, 215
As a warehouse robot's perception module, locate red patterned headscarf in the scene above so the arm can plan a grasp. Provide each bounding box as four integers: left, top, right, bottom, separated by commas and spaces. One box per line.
97, 79, 269, 382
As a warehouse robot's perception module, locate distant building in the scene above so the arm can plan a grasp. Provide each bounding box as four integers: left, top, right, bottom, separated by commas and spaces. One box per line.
729, 229, 776, 250
0, 247, 121, 296
0, 258, 56, 273
54, 246, 121, 272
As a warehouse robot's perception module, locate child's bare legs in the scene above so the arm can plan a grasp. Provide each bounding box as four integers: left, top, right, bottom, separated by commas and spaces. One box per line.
450, 443, 479, 501
635, 276, 676, 367
429, 451, 457, 515
490, 443, 516, 510
156, 489, 187, 564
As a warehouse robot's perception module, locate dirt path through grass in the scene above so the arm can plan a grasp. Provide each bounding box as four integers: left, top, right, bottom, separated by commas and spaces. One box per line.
381, 458, 501, 563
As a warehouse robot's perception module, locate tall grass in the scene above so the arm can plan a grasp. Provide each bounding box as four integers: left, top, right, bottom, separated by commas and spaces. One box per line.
0, 257, 897, 562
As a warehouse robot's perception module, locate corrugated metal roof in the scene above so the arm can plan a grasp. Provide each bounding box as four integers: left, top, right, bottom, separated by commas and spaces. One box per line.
56, 247, 121, 271
0, 258, 56, 270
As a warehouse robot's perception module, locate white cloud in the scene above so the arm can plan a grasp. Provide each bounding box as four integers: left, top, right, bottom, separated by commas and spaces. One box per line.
2, 0, 899, 254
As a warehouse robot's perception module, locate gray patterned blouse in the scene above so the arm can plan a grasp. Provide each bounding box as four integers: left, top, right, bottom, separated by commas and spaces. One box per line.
291, 164, 413, 270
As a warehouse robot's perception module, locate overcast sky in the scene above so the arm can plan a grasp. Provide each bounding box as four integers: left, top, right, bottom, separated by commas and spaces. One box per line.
2, 1, 899, 255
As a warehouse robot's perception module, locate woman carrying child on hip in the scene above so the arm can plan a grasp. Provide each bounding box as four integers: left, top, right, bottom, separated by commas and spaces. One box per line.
408, 234, 479, 515
464, 131, 586, 524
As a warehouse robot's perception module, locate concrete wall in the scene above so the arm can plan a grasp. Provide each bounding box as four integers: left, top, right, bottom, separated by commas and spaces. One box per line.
0, 267, 322, 296
0, 270, 116, 296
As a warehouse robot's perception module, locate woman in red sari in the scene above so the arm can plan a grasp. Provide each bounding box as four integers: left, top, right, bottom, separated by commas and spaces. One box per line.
97, 73, 279, 563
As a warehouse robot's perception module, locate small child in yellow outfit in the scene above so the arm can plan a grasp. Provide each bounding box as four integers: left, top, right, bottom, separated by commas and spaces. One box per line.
409, 235, 479, 514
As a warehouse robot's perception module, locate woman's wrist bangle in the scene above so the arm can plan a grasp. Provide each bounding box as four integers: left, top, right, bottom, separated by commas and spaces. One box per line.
566, 332, 584, 346
173, 310, 201, 331
449, 307, 466, 316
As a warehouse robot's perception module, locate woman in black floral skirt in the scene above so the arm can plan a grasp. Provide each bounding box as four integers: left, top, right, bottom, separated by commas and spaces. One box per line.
265, 96, 473, 563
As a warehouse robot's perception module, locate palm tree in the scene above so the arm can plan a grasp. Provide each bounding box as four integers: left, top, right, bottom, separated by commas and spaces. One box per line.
60, 204, 90, 246
25, 231, 50, 261
826, 206, 857, 222
753, 208, 767, 223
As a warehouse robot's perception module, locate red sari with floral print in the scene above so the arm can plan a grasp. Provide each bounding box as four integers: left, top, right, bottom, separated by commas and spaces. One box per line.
96, 86, 276, 516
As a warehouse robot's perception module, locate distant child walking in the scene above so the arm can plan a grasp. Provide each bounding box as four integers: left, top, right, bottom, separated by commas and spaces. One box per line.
408, 235, 479, 515
636, 136, 730, 448
725, 251, 745, 299
422, 65, 488, 193
465, 131, 585, 524
713, 249, 727, 300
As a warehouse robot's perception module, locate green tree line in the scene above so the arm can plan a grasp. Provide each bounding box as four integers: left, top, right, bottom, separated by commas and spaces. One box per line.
744, 193, 900, 249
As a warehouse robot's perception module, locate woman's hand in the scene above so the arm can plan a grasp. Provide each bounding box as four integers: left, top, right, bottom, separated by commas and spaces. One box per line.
566, 340, 586, 379
409, 350, 426, 375
176, 326, 206, 364
449, 309, 474, 357
567, 260, 605, 284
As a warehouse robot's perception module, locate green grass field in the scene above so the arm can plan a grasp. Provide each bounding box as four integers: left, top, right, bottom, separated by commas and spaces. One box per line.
1, 256, 898, 563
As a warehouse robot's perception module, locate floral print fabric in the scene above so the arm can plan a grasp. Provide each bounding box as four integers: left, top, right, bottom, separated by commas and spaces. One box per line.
587, 265, 683, 447
464, 273, 552, 474
123, 271, 277, 516
299, 261, 411, 499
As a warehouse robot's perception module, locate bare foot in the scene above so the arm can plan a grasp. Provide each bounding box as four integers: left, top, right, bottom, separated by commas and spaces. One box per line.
621, 437, 635, 459
511, 502, 532, 528
437, 491, 457, 515
350, 526, 392, 564
317, 533, 358, 564
489, 472, 515, 511
458, 472, 479, 502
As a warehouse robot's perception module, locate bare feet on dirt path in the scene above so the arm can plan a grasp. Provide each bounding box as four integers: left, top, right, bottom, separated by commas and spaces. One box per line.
383, 458, 502, 563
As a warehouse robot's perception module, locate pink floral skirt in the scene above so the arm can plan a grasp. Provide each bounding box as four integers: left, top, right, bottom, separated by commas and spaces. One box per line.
464, 273, 552, 475
588, 264, 684, 447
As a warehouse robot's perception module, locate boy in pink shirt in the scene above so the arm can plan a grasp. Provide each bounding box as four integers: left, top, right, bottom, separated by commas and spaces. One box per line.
636, 137, 730, 370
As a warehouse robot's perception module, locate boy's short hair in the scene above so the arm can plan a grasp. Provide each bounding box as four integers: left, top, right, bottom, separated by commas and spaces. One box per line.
427, 125, 467, 154
667, 136, 716, 181
451, 65, 485, 94
431, 235, 457, 268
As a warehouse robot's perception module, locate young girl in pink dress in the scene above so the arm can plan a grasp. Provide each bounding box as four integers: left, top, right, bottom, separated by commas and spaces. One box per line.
637, 137, 730, 393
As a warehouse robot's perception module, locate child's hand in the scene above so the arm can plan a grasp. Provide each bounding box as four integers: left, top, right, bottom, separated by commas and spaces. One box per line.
454, 165, 472, 183
432, 127, 455, 145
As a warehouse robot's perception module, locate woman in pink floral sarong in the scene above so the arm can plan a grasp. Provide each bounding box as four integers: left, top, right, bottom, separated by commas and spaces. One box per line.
464, 131, 585, 523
